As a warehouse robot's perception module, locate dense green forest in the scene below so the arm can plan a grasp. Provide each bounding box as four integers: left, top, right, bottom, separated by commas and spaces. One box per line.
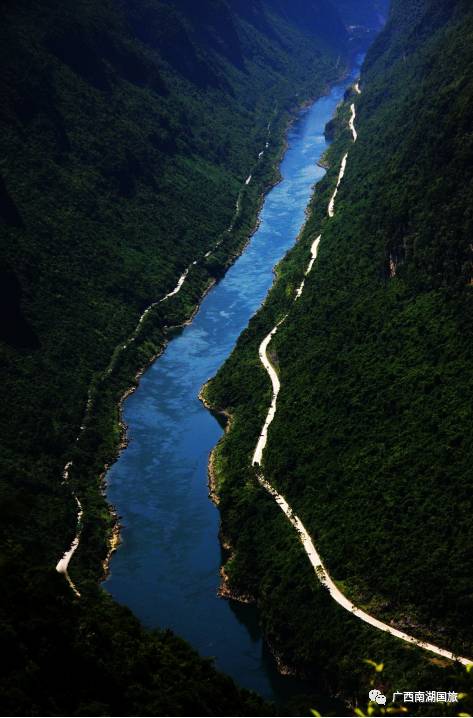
0, 0, 363, 714
205, 0, 473, 712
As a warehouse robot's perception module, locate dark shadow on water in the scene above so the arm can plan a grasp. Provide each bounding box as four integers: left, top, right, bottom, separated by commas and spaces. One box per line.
228, 599, 346, 713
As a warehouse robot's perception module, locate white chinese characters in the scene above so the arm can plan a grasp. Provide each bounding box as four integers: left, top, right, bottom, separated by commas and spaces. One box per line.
391, 690, 458, 704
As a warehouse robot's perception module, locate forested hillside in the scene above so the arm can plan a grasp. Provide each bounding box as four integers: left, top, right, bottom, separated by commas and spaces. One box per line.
0, 0, 355, 713
205, 0, 473, 710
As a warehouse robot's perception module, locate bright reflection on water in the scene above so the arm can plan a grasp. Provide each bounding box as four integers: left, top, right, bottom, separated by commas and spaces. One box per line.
106, 62, 361, 704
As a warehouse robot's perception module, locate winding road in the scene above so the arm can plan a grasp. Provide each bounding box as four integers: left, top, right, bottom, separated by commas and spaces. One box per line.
349, 103, 358, 142
251, 84, 473, 668
328, 152, 348, 217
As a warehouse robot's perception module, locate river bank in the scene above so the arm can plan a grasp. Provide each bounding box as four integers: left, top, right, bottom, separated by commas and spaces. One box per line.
98, 70, 355, 586
56, 87, 311, 592
103, 63, 363, 703
99, 112, 303, 580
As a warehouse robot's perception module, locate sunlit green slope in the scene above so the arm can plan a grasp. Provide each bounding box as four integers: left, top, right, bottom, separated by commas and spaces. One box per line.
206, 0, 473, 708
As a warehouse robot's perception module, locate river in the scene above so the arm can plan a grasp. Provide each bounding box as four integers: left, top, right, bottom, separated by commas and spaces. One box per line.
105, 60, 361, 704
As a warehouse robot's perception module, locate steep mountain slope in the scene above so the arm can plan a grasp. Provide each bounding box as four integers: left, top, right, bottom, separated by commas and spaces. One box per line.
205, 0, 473, 707
0, 0, 351, 713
